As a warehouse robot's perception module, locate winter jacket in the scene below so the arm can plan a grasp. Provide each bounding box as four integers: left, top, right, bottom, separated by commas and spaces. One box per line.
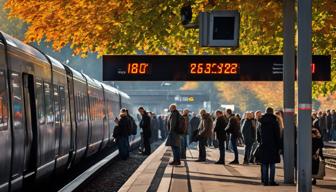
214, 115, 228, 141
166, 110, 181, 147
113, 114, 131, 140
312, 128, 324, 175
225, 115, 240, 137
257, 113, 281, 164
242, 119, 256, 145
190, 116, 200, 134
198, 113, 213, 139
140, 112, 151, 138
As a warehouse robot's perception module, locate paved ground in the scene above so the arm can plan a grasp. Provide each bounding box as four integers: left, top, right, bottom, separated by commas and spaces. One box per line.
119, 145, 336, 192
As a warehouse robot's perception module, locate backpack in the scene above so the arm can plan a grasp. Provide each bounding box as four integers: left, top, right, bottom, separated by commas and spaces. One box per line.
130, 117, 138, 135
125, 117, 133, 136
176, 113, 187, 134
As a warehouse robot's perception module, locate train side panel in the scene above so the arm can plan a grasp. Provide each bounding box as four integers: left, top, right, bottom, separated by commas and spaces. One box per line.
0, 35, 11, 192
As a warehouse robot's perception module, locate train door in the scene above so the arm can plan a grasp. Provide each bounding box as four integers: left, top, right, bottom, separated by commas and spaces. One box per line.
9, 72, 25, 191
22, 74, 37, 185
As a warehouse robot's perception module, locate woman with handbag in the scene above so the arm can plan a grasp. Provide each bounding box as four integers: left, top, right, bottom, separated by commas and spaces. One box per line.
312, 128, 324, 185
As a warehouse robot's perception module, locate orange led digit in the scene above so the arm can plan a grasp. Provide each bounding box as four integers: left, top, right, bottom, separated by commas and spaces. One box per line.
197, 63, 203, 74
204, 63, 211, 74
231, 63, 238, 74
190, 63, 197, 74
139, 63, 148, 74
312, 63, 316, 74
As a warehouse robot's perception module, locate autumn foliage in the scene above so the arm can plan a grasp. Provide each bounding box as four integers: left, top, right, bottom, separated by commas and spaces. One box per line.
3, 0, 336, 108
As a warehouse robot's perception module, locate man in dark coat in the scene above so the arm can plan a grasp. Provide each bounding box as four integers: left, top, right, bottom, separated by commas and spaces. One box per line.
113, 109, 131, 160
225, 108, 240, 164
189, 113, 200, 146
181, 109, 190, 159
318, 111, 328, 141
158, 115, 166, 139
331, 110, 336, 141
257, 107, 281, 186
214, 110, 228, 164
242, 112, 256, 165
326, 110, 332, 140
138, 107, 151, 155
166, 104, 181, 165
197, 109, 213, 162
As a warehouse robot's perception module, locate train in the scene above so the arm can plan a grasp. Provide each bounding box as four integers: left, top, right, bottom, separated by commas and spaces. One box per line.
0, 31, 138, 192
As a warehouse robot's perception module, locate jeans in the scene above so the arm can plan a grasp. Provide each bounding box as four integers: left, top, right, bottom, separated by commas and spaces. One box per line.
230, 135, 239, 161
199, 137, 207, 160
117, 136, 130, 160
218, 139, 225, 162
180, 135, 187, 159
244, 143, 253, 163
171, 146, 181, 162
261, 163, 276, 184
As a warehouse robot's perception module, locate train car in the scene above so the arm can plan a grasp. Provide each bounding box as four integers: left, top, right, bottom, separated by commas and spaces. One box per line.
0, 31, 137, 192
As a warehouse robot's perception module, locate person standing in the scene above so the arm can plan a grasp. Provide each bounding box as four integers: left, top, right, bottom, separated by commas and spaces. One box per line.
113, 109, 131, 160
318, 111, 328, 141
250, 111, 261, 164
166, 104, 181, 165
242, 112, 256, 165
158, 115, 166, 139
138, 107, 151, 155
197, 109, 213, 162
214, 110, 228, 164
181, 109, 190, 159
257, 107, 281, 186
189, 112, 200, 147
326, 110, 332, 141
225, 109, 240, 164
151, 113, 159, 142
312, 128, 324, 185
331, 110, 336, 141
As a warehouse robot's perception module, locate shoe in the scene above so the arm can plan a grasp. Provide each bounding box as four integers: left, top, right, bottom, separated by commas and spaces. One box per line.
263, 182, 269, 186
195, 159, 206, 162
229, 160, 239, 164
312, 179, 317, 185
169, 161, 181, 166
169, 161, 177, 165
269, 182, 279, 186
243, 161, 249, 165
215, 160, 225, 164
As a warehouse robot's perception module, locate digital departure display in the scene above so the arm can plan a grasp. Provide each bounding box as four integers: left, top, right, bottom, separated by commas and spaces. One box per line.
189, 63, 239, 75
103, 55, 331, 81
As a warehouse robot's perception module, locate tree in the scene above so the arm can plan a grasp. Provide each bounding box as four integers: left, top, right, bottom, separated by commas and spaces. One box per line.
4, 0, 336, 99
0, 0, 25, 39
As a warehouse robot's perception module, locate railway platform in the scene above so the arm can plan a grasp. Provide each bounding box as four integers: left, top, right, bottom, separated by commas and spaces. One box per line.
118, 144, 336, 192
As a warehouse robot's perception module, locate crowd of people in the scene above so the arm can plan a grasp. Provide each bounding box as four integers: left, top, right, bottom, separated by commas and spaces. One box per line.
112, 105, 329, 186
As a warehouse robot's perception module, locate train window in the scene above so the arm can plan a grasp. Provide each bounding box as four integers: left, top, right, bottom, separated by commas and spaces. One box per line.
11, 72, 23, 130
59, 86, 66, 123
44, 82, 53, 125
0, 70, 8, 131
35, 81, 45, 124
54, 86, 60, 126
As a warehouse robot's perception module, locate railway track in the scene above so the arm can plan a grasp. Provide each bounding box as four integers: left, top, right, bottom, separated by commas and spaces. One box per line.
56, 138, 141, 192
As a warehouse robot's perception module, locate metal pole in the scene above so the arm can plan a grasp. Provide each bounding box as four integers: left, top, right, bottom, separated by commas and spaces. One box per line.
283, 0, 295, 184
297, 0, 312, 191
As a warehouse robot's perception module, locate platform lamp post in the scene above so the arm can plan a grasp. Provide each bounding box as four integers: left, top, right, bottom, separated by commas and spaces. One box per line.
283, 0, 295, 184
297, 0, 313, 191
